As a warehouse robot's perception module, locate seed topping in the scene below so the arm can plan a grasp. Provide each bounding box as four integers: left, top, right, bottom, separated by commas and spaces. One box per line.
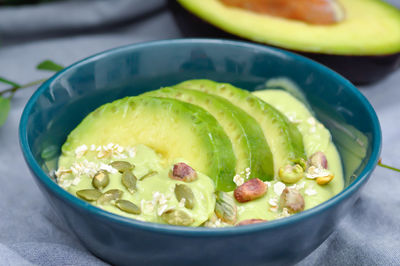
215, 191, 237, 224
76, 189, 102, 202
92, 170, 110, 190
169, 162, 197, 182
237, 219, 267, 226
234, 178, 267, 203
279, 188, 305, 213
174, 184, 195, 209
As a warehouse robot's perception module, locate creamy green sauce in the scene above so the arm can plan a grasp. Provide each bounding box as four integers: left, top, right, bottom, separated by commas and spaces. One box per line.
234, 89, 344, 222
58, 144, 215, 226
56, 89, 343, 227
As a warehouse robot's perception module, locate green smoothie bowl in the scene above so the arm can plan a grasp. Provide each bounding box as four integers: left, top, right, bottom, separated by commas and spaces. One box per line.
19, 39, 381, 266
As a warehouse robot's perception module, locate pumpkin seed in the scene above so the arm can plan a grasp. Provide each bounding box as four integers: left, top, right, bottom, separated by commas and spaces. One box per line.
140, 170, 158, 180
41, 145, 58, 161
110, 161, 134, 173
122, 171, 137, 193
92, 170, 109, 190
215, 191, 237, 224
97, 189, 123, 205
174, 184, 195, 209
76, 189, 102, 202
161, 209, 194, 226
115, 199, 141, 214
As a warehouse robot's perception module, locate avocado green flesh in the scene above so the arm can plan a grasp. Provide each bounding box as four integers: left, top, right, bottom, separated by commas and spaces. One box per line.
58, 144, 215, 226
178, 0, 400, 55
143, 87, 273, 181
173, 79, 306, 174
61, 96, 236, 191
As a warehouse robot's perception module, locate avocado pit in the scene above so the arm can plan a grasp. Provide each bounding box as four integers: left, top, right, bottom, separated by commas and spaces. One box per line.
219, 0, 344, 24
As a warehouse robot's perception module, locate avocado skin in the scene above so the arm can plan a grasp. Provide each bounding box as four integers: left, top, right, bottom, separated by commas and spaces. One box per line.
169, 1, 400, 84
301, 52, 400, 85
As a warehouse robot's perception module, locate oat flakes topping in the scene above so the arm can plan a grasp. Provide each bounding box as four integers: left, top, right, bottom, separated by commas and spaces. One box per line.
305, 186, 318, 196
75, 145, 88, 158
233, 174, 244, 186
273, 181, 286, 196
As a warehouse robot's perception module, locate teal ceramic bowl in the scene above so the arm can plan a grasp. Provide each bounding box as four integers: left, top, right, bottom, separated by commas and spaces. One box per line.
19, 39, 381, 266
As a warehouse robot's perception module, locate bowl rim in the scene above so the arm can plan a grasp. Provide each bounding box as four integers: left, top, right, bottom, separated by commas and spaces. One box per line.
19, 38, 382, 236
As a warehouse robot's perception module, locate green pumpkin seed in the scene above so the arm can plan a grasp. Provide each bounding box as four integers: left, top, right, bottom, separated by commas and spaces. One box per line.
97, 189, 123, 205
41, 145, 58, 160
161, 209, 194, 226
140, 170, 158, 180
115, 199, 141, 214
110, 161, 134, 173
92, 171, 109, 190
122, 171, 137, 193
76, 189, 102, 202
174, 184, 195, 209
215, 191, 237, 224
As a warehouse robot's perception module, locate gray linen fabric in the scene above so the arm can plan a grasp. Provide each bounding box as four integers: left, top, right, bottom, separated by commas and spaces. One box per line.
0, 1, 399, 265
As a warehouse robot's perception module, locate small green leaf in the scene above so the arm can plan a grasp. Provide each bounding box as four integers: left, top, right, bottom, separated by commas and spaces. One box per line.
0, 96, 11, 127
0, 77, 21, 88
36, 60, 64, 72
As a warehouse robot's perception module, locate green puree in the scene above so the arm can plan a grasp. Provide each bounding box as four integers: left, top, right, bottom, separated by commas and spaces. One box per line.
58, 144, 215, 226
239, 90, 344, 222
56, 88, 343, 227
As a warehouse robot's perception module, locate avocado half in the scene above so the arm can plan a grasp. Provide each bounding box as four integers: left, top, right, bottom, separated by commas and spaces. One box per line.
173, 0, 400, 84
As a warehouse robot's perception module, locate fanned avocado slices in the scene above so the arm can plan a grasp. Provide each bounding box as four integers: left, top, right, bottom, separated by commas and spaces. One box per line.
143, 87, 274, 182
173, 79, 306, 174
61, 96, 236, 191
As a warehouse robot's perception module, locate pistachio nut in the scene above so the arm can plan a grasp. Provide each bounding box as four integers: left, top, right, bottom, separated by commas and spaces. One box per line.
279, 188, 305, 213
234, 178, 267, 203
279, 164, 304, 184
237, 219, 267, 226
316, 174, 334, 185
169, 162, 197, 182
309, 151, 328, 169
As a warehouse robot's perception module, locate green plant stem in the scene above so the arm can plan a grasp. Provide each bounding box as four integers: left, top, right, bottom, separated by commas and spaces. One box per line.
378, 159, 400, 173
0, 78, 47, 99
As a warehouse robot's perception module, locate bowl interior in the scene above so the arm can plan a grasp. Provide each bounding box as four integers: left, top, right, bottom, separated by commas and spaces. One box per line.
21, 39, 380, 213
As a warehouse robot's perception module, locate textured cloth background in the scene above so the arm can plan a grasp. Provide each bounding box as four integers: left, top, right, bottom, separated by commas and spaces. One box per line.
0, 1, 399, 265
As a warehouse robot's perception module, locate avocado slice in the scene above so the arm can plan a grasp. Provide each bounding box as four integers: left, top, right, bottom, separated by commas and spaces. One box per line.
143, 87, 274, 181
61, 96, 236, 191
173, 79, 306, 174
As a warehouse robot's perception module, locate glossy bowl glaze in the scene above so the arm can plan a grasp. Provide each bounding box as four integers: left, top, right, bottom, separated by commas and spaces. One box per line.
19, 39, 381, 266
